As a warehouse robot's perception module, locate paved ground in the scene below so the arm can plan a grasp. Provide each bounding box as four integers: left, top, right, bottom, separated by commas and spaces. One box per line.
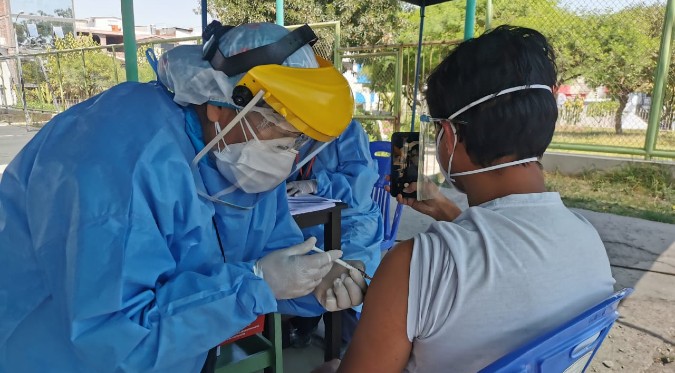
2, 124, 674, 372
0, 123, 37, 175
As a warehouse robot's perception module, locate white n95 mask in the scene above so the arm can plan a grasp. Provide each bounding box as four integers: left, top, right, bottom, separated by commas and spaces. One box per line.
213, 137, 298, 194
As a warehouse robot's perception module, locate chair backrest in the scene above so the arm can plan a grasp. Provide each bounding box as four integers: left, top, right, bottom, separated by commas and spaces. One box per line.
369, 141, 404, 251
480, 288, 634, 373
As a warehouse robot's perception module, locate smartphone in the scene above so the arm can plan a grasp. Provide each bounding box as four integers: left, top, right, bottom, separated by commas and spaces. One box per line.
390, 132, 420, 198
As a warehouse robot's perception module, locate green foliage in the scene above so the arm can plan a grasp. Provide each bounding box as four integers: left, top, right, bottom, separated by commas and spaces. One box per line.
45, 34, 124, 104
580, 5, 661, 133
207, 0, 401, 46
585, 101, 619, 118
560, 97, 584, 125
584, 8, 659, 98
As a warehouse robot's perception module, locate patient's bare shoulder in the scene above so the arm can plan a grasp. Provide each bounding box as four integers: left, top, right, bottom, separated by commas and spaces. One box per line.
337, 239, 414, 373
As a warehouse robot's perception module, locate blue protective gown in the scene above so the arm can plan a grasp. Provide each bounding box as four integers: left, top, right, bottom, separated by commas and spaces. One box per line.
183, 108, 324, 318
0, 82, 292, 372
290, 120, 383, 282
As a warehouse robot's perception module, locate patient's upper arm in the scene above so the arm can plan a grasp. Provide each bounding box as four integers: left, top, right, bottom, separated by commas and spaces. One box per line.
338, 240, 414, 373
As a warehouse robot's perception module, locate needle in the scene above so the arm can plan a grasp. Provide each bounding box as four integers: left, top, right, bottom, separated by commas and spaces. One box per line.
311, 247, 373, 280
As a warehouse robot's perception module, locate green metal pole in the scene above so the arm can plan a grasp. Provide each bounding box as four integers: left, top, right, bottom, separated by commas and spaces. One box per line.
410, 4, 426, 132
334, 22, 341, 68
395, 48, 403, 133
645, 0, 675, 159
121, 0, 138, 82
81, 49, 87, 94
276, 0, 284, 26
111, 45, 119, 83
56, 52, 64, 104
485, 0, 493, 31
464, 0, 477, 40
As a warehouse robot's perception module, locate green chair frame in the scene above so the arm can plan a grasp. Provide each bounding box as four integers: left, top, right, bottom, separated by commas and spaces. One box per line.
215, 313, 283, 373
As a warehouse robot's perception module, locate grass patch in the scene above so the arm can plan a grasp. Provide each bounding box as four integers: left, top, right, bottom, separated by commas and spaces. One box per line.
545, 163, 675, 224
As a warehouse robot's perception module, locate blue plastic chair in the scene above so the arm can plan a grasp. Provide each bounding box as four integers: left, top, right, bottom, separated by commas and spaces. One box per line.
369, 141, 404, 251
480, 288, 634, 373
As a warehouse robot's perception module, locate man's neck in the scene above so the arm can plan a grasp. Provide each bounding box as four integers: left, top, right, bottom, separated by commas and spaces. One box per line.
461, 165, 547, 206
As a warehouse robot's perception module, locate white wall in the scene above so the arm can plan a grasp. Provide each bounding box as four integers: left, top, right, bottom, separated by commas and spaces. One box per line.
0, 60, 16, 107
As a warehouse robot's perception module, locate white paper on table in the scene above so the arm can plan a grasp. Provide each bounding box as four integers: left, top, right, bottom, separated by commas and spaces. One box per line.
288, 195, 341, 215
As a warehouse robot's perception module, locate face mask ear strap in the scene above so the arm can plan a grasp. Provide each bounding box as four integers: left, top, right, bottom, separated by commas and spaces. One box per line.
240, 115, 260, 143
192, 90, 266, 167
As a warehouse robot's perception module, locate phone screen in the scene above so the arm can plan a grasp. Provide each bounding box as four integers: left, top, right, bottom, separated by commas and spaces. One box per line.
390, 132, 420, 198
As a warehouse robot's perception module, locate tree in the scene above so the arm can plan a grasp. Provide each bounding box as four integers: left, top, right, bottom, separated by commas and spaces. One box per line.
45, 34, 124, 106
206, 0, 401, 46
54, 8, 74, 19
583, 6, 660, 134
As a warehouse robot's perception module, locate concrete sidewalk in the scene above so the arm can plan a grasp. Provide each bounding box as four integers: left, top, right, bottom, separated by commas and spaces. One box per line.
395, 188, 675, 372
0, 123, 37, 177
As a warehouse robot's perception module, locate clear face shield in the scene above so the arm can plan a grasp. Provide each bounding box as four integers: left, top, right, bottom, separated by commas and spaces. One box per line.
417, 115, 446, 201
192, 56, 354, 209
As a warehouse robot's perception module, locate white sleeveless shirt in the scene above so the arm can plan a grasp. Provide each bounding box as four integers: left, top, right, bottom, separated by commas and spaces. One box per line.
405, 192, 615, 372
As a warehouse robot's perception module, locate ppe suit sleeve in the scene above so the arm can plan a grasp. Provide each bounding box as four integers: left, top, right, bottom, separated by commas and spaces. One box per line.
313, 120, 378, 214
310, 120, 383, 278
60, 143, 277, 372
259, 185, 326, 316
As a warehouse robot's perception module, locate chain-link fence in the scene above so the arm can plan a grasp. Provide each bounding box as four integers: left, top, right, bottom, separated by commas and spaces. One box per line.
0, 21, 339, 128
2, 9, 674, 160
340, 41, 460, 141
345, 0, 675, 160
492, 0, 674, 159
0, 35, 200, 127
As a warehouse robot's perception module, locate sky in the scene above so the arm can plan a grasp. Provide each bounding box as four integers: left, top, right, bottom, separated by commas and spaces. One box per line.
73, 0, 205, 30
11, 0, 205, 30
10, 0, 668, 31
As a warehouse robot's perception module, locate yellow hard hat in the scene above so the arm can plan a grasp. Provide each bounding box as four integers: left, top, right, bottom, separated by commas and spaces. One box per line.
231, 56, 354, 142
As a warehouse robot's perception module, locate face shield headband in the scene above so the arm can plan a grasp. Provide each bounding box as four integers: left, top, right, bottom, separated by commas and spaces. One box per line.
418, 84, 552, 196
202, 22, 318, 77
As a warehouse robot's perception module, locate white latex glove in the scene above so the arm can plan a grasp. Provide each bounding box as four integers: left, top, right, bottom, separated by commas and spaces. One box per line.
286, 180, 318, 196
313, 260, 368, 312
255, 237, 342, 300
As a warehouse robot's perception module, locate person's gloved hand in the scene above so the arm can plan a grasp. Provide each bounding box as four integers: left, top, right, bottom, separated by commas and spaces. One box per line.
286, 180, 318, 196
255, 237, 342, 300
313, 260, 367, 311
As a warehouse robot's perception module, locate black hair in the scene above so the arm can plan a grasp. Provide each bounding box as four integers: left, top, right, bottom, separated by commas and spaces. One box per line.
426, 25, 558, 167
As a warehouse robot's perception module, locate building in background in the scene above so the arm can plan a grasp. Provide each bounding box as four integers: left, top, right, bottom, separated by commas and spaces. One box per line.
75, 16, 196, 52
8, 0, 76, 48
0, 0, 18, 106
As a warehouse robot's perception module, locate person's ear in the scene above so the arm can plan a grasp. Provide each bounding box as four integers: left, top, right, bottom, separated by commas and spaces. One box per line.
206, 104, 221, 123
441, 121, 456, 152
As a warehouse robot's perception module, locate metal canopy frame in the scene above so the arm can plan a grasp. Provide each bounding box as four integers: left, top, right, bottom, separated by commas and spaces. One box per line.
400, 0, 477, 131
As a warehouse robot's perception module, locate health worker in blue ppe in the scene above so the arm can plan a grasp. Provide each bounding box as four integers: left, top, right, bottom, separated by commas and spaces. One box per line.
0, 21, 360, 373
285, 119, 384, 346
287, 119, 383, 286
